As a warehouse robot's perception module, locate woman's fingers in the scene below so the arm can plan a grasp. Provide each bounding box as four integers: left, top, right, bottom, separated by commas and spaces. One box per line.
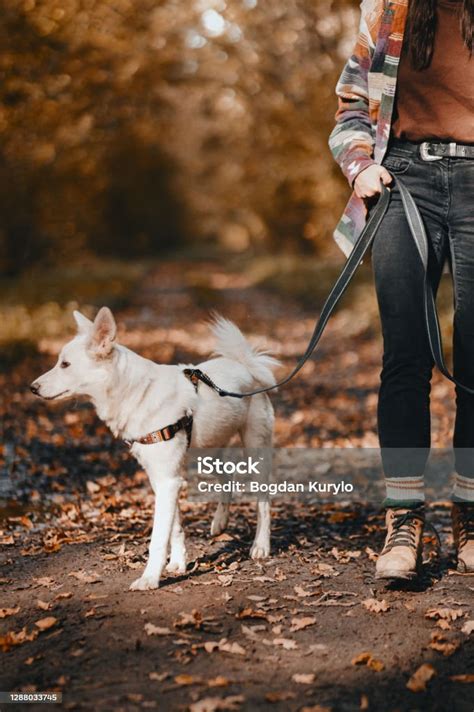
380, 167, 393, 185
354, 164, 392, 198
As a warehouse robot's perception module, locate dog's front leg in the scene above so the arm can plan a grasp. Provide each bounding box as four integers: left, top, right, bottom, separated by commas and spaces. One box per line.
130, 468, 183, 591
166, 504, 187, 574
250, 499, 271, 560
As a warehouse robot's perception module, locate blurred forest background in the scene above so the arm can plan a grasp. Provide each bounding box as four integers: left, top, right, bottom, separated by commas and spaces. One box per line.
0, 0, 359, 275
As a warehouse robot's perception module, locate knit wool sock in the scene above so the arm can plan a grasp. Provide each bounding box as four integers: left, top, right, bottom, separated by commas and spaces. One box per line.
383, 475, 425, 508
452, 473, 474, 503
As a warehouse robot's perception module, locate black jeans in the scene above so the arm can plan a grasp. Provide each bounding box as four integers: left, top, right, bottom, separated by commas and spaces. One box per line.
371, 140, 474, 478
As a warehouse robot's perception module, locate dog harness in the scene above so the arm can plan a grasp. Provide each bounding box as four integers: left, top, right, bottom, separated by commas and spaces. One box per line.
124, 413, 194, 449
124, 374, 198, 449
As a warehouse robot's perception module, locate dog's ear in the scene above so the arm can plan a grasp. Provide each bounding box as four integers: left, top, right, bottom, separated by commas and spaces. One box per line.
73, 310, 93, 334
88, 307, 117, 359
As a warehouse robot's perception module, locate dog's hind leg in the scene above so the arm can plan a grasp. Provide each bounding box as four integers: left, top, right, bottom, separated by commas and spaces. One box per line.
211, 499, 231, 537
166, 504, 187, 574
242, 395, 274, 560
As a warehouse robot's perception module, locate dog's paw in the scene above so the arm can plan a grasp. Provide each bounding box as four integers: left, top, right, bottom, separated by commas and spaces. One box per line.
129, 575, 160, 591
250, 542, 270, 560
165, 559, 187, 574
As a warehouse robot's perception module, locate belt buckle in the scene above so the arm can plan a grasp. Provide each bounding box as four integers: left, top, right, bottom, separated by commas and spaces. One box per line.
419, 142, 443, 162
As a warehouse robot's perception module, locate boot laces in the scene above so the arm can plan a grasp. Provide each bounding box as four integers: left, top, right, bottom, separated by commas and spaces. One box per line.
385, 510, 425, 552
458, 506, 474, 547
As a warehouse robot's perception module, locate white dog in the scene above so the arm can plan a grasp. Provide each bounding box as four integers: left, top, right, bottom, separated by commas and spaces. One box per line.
31, 308, 278, 590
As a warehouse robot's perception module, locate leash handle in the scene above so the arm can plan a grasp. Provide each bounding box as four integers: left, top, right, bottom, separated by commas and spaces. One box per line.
186, 183, 392, 399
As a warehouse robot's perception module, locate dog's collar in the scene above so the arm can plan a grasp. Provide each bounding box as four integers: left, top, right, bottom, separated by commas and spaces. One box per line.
124, 413, 193, 449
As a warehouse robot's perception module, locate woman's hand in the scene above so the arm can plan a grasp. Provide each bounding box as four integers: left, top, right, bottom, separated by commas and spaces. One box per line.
354, 164, 392, 198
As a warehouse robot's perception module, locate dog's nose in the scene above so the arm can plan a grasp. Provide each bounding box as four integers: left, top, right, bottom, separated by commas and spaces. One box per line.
30, 382, 40, 395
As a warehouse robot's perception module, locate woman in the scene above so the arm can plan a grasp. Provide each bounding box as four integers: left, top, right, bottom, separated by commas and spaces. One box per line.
329, 0, 474, 579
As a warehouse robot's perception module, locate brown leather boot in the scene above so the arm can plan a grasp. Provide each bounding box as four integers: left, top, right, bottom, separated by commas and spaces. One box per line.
452, 504, 474, 573
375, 507, 424, 580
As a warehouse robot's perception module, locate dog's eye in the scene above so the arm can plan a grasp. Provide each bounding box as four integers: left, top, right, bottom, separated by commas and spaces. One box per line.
60, 361, 71, 369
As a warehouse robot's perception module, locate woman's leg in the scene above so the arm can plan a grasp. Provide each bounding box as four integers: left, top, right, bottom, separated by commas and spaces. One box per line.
370, 153, 447, 580
371, 160, 446, 507
449, 158, 474, 498
448, 158, 474, 572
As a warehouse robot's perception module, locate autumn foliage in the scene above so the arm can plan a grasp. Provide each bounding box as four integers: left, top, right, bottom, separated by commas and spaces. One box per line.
0, 0, 358, 273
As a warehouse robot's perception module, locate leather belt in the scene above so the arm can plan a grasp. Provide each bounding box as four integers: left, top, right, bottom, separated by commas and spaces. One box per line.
420, 141, 474, 161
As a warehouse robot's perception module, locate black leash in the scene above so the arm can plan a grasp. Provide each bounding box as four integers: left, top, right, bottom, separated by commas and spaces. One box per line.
397, 178, 474, 395
184, 177, 474, 399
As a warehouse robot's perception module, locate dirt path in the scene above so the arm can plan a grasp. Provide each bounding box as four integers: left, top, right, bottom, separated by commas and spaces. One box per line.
1, 259, 472, 712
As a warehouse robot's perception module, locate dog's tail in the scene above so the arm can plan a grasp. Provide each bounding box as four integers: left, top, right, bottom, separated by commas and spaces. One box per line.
210, 314, 280, 389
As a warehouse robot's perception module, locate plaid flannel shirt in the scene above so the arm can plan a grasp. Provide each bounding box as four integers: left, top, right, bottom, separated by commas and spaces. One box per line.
329, 0, 409, 256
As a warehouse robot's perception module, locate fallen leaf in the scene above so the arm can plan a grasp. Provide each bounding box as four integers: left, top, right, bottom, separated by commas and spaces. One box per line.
241, 624, 266, 638
144, 623, 171, 636
331, 547, 361, 563
267, 614, 284, 624
213, 533, 234, 542
290, 616, 316, 632
449, 674, 474, 683
312, 563, 339, 578
37, 600, 51, 611
174, 610, 204, 629
174, 674, 202, 686
149, 671, 170, 681
218, 640, 246, 656
0, 627, 38, 652
208, 676, 230, 688
351, 652, 384, 671
265, 691, 296, 702
34, 617, 57, 631
429, 631, 460, 657
33, 577, 55, 588
273, 637, 298, 650
425, 607, 464, 622
189, 695, 244, 712
461, 620, 474, 635
68, 571, 102, 584
294, 585, 315, 598
217, 575, 233, 587
236, 608, 267, 620
292, 673, 315, 684
362, 598, 390, 614
0, 607, 20, 618
406, 663, 436, 692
